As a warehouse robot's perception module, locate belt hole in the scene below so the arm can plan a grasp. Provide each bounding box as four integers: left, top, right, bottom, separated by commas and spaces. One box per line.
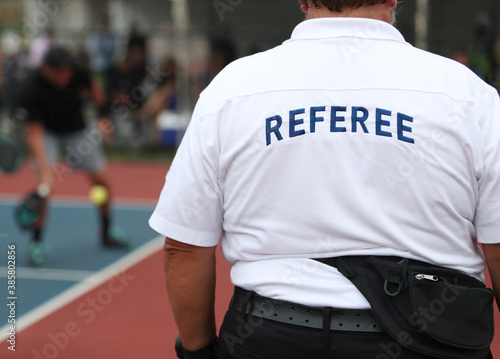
356, 324, 361, 328
305, 319, 310, 323
339, 312, 343, 316
291, 306, 295, 310
338, 323, 343, 327
289, 317, 293, 320
273, 313, 278, 317
356, 313, 361, 317
373, 324, 378, 328
260, 310, 264, 314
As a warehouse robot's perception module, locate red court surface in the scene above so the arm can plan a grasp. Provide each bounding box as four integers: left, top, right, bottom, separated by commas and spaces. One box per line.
4, 247, 233, 359
1, 161, 500, 358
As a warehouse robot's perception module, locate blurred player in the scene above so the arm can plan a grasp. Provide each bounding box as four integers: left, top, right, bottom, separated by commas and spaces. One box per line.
15, 46, 128, 267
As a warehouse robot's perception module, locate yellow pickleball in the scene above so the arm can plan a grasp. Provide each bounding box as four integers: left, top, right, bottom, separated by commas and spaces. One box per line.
89, 185, 109, 205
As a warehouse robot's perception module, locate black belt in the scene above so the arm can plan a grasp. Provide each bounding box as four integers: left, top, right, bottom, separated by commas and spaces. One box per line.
230, 287, 384, 333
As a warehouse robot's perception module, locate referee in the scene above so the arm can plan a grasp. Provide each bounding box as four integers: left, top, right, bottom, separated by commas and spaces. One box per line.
150, 1, 500, 358
16, 46, 128, 266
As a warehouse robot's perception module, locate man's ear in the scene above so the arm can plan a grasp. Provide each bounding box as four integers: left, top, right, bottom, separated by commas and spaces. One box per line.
388, 0, 397, 8
300, 0, 309, 12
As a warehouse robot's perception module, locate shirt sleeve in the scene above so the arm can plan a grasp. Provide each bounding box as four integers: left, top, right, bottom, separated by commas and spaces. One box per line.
474, 88, 500, 244
149, 98, 223, 247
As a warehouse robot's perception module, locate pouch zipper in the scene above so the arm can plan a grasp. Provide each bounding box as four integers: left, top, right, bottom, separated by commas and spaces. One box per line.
415, 274, 439, 281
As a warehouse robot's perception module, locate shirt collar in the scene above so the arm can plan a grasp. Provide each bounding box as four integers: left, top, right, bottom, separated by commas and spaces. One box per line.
288, 17, 408, 45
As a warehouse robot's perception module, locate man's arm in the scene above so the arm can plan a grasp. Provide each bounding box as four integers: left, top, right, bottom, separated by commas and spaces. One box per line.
135, 80, 175, 121
482, 243, 500, 312
26, 122, 53, 187
164, 237, 217, 351
90, 78, 106, 107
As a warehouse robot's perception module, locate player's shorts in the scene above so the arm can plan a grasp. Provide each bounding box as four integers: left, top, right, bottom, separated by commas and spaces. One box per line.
44, 127, 106, 173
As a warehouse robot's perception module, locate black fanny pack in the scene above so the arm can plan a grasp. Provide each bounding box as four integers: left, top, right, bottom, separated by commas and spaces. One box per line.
314, 256, 494, 359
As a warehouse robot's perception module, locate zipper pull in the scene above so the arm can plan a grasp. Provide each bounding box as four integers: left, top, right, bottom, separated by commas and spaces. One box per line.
415, 274, 439, 281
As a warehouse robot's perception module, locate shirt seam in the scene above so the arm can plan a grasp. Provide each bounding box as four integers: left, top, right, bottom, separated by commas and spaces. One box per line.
200, 87, 484, 118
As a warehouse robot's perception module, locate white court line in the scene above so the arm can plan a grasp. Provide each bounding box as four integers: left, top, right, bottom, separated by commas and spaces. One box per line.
0, 193, 157, 209
45, 201, 155, 211
0, 267, 97, 282
0, 235, 164, 342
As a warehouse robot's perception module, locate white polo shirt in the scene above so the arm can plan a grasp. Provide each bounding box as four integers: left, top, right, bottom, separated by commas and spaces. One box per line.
150, 18, 500, 309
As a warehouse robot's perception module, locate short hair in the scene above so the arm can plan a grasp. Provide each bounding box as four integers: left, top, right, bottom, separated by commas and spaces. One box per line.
43, 46, 75, 69
301, 0, 389, 12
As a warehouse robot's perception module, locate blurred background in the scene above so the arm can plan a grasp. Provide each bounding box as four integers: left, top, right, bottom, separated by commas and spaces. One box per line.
0, 0, 499, 153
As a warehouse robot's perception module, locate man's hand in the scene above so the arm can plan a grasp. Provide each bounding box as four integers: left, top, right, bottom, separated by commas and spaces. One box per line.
164, 237, 217, 352
98, 117, 114, 143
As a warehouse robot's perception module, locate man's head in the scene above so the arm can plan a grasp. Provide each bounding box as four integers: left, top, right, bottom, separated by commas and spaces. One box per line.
300, 0, 397, 23
39, 46, 75, 88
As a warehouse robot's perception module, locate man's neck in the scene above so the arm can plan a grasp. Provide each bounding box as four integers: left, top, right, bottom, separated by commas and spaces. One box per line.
306, 3, 394, 24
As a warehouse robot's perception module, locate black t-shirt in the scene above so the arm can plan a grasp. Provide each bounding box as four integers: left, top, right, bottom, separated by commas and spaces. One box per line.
106, 64, 148, 109
15, 66, 92, 134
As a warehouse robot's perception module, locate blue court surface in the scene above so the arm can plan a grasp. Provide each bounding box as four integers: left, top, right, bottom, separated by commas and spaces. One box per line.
0, 200, 157, 327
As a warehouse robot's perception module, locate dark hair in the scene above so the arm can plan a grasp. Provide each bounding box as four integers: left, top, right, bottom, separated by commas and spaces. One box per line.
301, 0, 388, 12
43, 46, 75, 68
